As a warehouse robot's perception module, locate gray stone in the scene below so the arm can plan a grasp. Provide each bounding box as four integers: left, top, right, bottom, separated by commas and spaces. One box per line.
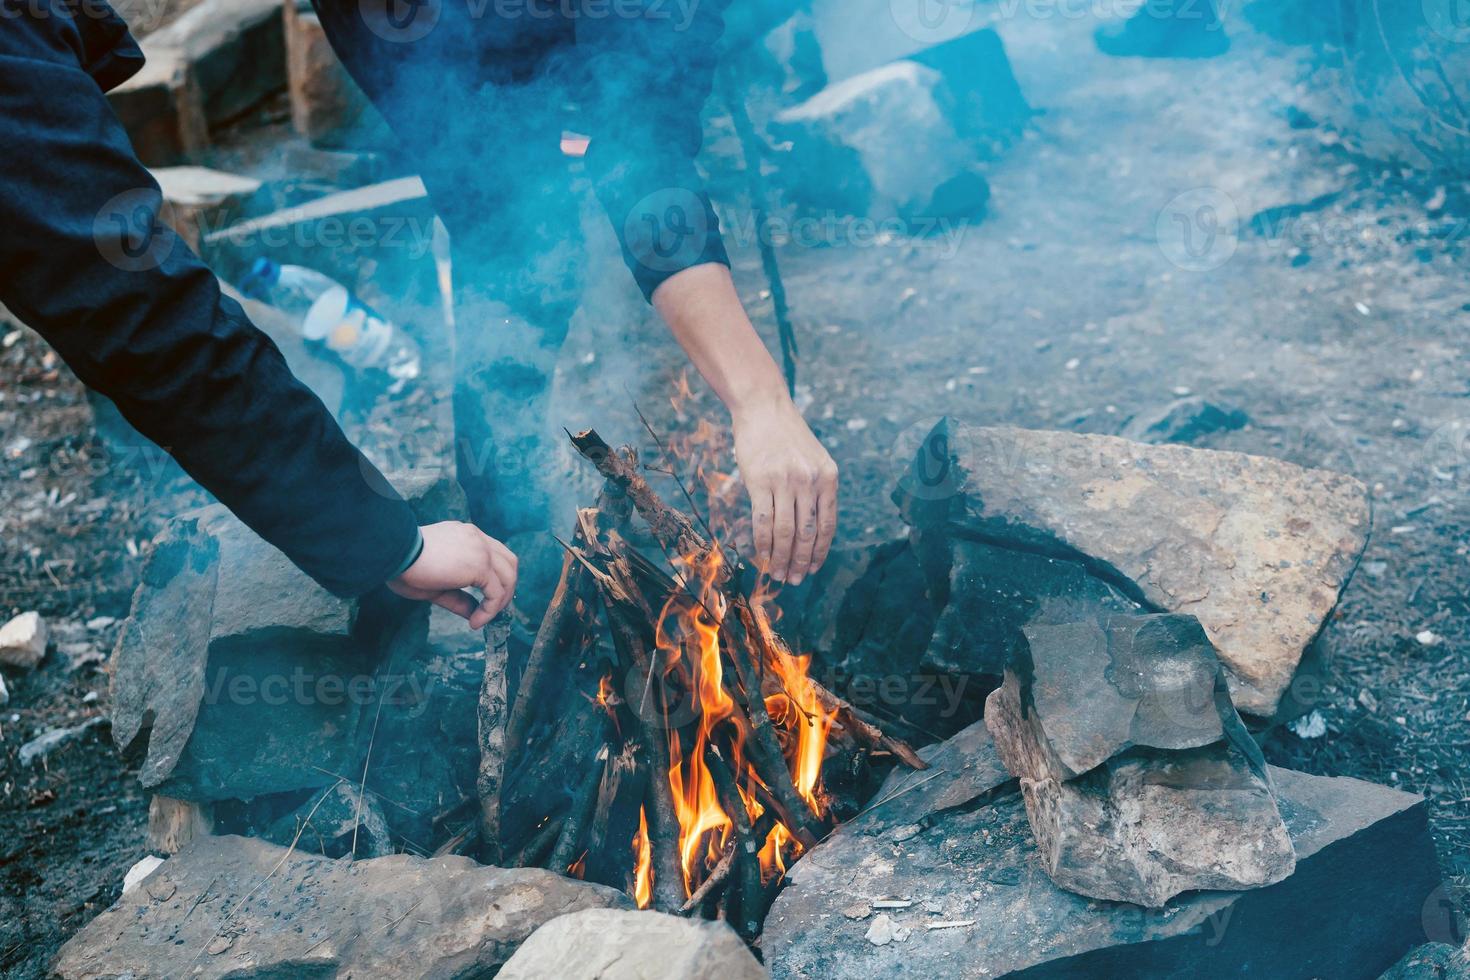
1378, 943, 1470, 979
897, 419, 1371, 717
111, 479, 478, 850
53, 835, 632, 979
919, 536, 1141, 680
111, 517, 220, 789
771, 61, 988, 222
106, 0, 284, 166
18, 717, 109, 767
864, 719, 1013, 835
984, 616, 1295, 907
154, 166, 263, 249
764, 724, 1443, 979
994, 614, 1248, 780
905, 28, 1033, 159
116, 507, 368, 802
0, 672, 8, 707
0, 610, 47, 669
1122, 396, 1250, 445
105, 47, 209, 167
145, 0, 285, 126
498, 909, 767, 980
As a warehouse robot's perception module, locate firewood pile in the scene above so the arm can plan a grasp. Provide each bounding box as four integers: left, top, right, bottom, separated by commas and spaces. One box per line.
479, 428, 925, 939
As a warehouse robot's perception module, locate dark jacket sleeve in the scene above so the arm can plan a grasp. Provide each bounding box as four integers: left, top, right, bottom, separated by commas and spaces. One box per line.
576, 0, 732, 302
0, 14, 421, 597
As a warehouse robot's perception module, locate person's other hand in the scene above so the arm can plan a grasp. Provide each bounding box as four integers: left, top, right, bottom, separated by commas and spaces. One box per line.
733, 399, 838, 585
387, 521, 518, 629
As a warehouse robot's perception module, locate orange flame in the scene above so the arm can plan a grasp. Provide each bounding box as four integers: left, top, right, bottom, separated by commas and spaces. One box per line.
633, 807, 653, 909
604, 375, 838, 900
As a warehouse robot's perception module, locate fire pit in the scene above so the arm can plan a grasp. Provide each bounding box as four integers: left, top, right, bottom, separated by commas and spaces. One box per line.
63, 416, 1446, 980
481, 427, 924, 934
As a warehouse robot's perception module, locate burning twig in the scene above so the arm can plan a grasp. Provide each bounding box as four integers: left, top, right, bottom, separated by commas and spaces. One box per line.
720, 614, 822, 848
706, 745, 767, 939
678, 838, 736, 914
503, 426, 919, 932
596, 573, 686, 913
569, 429, 708, 561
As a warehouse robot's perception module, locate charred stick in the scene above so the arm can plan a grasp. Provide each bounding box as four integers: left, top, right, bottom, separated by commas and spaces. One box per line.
642, 735, 687, 913
597, 579, 686, 913
477, 617, 512, 863
719, 65, 798, 396
548, 744, 611, 875
511, 815, 564, 868
431, 824, 476, 858
504, 544, 591, 764
584, 743, 646, 892
678, 838, 735, 915
810, 681, 928, 771
706, 745, 765, 940
569, 429, 710, 560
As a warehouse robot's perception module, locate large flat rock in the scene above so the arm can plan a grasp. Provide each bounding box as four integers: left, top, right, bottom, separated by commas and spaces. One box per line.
764, 722, 1441, 979
499, 909, 767, 980
897, 420, 1371, 716
52, 835, 631, 979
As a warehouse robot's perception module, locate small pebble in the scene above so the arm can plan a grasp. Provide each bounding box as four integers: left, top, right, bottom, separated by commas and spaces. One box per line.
865, 914, 895, 946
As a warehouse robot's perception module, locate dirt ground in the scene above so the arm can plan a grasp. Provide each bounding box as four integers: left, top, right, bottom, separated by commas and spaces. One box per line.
2, 5, 1468, 977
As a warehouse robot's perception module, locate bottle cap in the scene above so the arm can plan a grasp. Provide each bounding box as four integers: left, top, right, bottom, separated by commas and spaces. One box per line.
239, 257, 280, 298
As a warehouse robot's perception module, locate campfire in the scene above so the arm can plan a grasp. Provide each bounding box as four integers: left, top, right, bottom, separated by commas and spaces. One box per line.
485, 409, 924, 938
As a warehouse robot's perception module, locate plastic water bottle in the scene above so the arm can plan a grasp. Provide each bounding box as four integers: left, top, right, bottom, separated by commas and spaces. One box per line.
239, 258, 421, 382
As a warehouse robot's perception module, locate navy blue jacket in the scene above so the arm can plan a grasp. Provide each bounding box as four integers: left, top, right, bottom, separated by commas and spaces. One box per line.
0, 2, 419, 595
1, 0, 731, 595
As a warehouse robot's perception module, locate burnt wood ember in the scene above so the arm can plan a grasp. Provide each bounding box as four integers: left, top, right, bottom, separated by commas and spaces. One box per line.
486, 428, 927, 934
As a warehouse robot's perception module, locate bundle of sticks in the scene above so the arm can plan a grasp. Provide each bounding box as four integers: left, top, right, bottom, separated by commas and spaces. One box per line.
482, 428, 925, 938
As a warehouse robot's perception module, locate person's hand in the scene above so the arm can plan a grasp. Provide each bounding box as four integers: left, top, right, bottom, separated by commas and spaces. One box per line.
387, 521, 518, 629
732, 399, 838, 585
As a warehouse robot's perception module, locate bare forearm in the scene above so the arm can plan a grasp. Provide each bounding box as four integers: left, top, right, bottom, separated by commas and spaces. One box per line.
652, 263, 838, 584
652, 263, 789, 421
